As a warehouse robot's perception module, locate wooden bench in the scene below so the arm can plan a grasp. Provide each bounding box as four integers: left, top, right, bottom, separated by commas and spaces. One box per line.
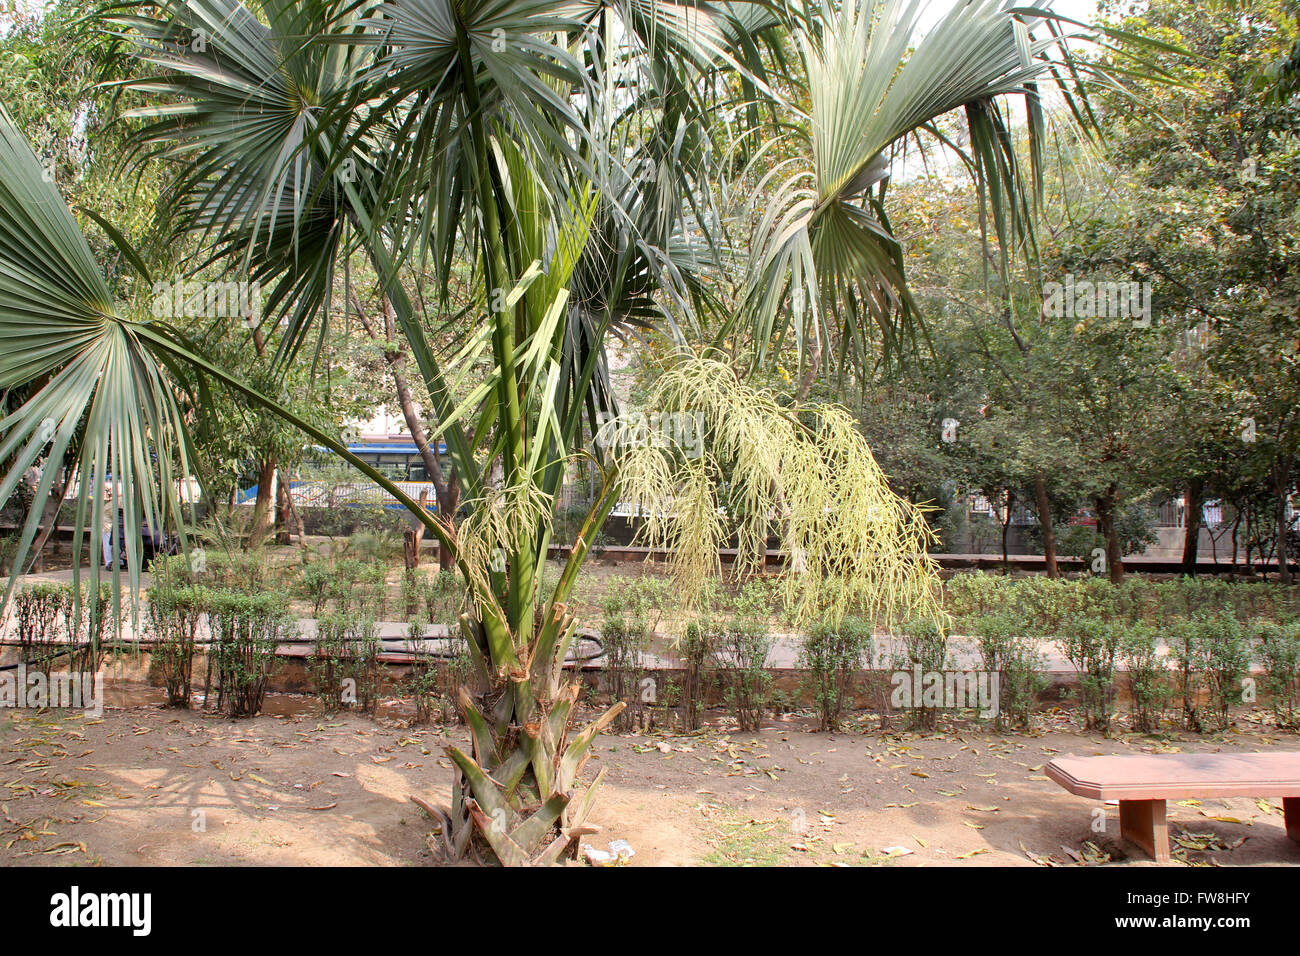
1045, 752, 1300, 862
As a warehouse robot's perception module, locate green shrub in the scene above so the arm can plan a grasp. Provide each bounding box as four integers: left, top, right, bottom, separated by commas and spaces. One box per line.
715, 619, 771, 732
1256, 620, 1300, 729
678, 620, 713, 732
891, 616, 951, 730
1168, 616, 1205, 732
1171, 609, 1251, 733
75, 583, 116, 675
799, 615, 871, 731
1120, 622, 1171, 733
14, 582, 66, 667
356, 562, 390, 619
200, 548, 279, 592
349, 530, 403, 565
944, 571, 1008, 621
1059, 613, 1121, 732
401, 567, 421, 621
600, 606, 651, 733
424, 569, 465, 626
402, 617, 471, 726
697, 582, 773, 733
971, 611, 1046, 731
327, 558, 365, 613
297, 562, 334, 616
403, 618, 441, 724
207, 589, 292, 718
1014, 576, 1069, 635
598, 577, 670, 732
146, 585, 205, 707
1197, 610, 1250, 733
311, 613, 382, 714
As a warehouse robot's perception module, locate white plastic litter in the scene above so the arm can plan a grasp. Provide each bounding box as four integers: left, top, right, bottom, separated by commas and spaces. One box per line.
582, 840, 636, 866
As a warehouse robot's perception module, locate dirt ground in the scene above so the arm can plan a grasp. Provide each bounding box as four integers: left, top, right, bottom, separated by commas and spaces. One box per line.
1, 698, 1297, 867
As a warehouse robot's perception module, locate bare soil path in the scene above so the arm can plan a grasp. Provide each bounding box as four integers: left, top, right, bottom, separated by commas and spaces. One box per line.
2, 703, 1296, 867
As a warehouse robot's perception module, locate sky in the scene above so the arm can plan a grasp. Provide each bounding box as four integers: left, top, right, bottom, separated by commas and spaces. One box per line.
917, 0, 1105, 33
3, 0, 1113, 28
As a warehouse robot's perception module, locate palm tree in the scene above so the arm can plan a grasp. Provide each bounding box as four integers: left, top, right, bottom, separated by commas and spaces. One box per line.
1, 0, 1147, 863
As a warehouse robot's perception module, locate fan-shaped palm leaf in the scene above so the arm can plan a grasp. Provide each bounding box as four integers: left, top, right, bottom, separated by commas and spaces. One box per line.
730, 0, 1143, 382
0, 103, 195, 603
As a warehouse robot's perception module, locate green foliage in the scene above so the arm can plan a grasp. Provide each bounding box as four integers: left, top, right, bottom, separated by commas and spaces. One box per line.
709, 582, 775, 733
13, 582, 66, 668
0, 0, 1170, 868
11, 581, 113, 673
206, 588, 292, 718
1255, 619, 1300, 728
404, 617, 474, 726
889, 621, 951, 723
325, 559, 365, 615
357, 562, 390, 620
677, 620, 713, 733
680, 581, 778, 733
1170, 610, 1251, 733
423, 569, 466, 627
348, 531, 403, 566
970, 612, 1047, 731
1059, 614, 1122, 732
1121, 622, 1172, 733
597, 577, 669, 733
145, 584, 205, 707
404, 618, 440, 725
946, 572, 1297, 626
311, 613, 382, 715
297, 562, 334, 616
799, 615, 871, 731
1198, 611, 1251, 733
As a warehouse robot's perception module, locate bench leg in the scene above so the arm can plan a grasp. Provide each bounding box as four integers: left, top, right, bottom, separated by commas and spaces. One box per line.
1285, 798, 1300, 845
1119, 799, 1170, 863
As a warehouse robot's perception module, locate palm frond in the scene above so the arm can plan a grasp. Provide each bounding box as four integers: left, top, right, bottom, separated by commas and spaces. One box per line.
0, 104, 195, 605
730, 0, 1133, 380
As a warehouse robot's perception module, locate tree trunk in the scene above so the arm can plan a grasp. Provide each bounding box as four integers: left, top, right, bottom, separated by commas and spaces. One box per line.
1274, 456, 1292, 585
404, 488, 433, 570
794, 294, 822, 404
1033, 474, 1058, 578
248, 457, 276, 546
26, 472, 68, 573
285, 468, 306, 541
1230, 509, 1241, 577
350, 289, 460, 570
438, 474, 460, 571
1095, 487, 1124, 584
274, 467, 306, 546
1181, 478, 1203, 577
1001, 488, 1013, 572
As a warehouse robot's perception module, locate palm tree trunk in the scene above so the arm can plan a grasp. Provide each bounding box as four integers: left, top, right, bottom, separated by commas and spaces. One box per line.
422, 60, 619, 865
